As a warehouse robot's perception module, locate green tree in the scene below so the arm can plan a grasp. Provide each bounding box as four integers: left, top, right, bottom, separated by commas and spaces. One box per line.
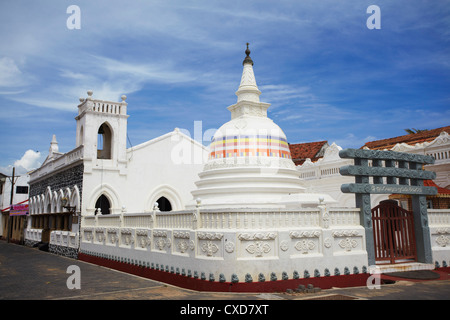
404, 128, 428, 134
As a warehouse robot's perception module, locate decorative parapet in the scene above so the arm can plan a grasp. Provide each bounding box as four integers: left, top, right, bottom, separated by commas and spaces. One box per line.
29, 145, 84, 182
77, 90, 128, 116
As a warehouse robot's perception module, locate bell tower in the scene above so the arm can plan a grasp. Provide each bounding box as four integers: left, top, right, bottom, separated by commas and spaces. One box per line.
75, 90, 129, 171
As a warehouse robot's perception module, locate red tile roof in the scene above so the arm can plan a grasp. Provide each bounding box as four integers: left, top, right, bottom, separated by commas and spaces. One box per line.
362, 126, 450, 150
289, 141, 328, 165
424, 180, 450, 196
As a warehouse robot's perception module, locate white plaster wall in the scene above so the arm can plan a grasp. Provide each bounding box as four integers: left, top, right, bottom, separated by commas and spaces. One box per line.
81, 129, 208, 216
123, 130, 208, 213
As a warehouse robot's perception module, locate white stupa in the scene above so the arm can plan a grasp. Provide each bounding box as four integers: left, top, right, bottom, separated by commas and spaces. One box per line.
189, 44, 336, 209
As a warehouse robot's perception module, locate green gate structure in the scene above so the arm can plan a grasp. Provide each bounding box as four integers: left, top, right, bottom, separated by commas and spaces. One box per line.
339, 148, 437, 266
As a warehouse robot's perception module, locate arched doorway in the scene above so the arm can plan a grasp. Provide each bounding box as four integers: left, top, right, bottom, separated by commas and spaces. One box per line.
95, 194, 111, 215
156, 196, 172, 212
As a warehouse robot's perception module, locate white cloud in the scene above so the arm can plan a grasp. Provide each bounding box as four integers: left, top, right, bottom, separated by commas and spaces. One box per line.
260, 85, 313, 105
334, 134, 377, 149
0, 150, 42, 176
0, 57, 29, 88
8, 96, 75, 111
14, 150, 42, 172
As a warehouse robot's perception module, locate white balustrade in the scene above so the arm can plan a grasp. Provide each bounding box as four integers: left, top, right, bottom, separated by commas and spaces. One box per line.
156, 211, 193, 229
328, 208, 361, 226
428, 209, 450, 226
96, 214, 121, 227
80, 208, 366, 231
123, 214, 153, 228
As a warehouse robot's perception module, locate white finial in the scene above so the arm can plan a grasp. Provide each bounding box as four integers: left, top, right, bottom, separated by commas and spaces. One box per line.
49, 134, 59, 155
121, 95, 127, 102
87, 90, 93, 99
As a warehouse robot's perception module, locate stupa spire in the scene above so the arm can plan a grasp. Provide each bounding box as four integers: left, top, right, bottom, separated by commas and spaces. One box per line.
236, 43, 261, 103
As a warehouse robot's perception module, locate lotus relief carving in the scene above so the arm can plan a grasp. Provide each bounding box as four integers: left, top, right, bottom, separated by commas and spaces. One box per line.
225, 241, 235, 253
339, 238, 358, 251
138, 236, 151, 248
177, 240, 189, 253
245, 241, 271, 257
294, 239, 315, 254
436, 235, 449, 247
109, 233, 118, 244
155, 238, 167, 250
201, 241, 219, 256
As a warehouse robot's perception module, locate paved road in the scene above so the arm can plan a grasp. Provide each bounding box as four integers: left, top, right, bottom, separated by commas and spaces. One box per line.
1, 241, 449, 303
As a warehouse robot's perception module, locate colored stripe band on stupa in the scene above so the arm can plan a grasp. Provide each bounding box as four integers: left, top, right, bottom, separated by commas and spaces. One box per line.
209, 135, 291, 159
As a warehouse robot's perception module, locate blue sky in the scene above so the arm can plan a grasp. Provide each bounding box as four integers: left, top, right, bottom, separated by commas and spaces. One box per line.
0, 0, 449, 175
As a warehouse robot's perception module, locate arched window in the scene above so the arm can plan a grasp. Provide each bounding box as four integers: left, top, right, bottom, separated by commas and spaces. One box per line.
79, 125, 84, 146
97, 123, 112, 159
156, 196, 172, 212
95, 194, 111, 215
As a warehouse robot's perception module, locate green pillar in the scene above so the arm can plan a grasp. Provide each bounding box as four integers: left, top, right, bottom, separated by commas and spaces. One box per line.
411, 195, 432, 264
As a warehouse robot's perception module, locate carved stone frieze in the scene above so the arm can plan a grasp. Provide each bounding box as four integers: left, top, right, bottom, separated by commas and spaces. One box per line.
332, 230, 359, 237
174, 231, 190, 239
435, 228, 450, 234
153, 230, 168, 238
289, 230, 320, 239
198, 232, 223, 240
238, 232, 276, 241
136, 229, 149, 236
